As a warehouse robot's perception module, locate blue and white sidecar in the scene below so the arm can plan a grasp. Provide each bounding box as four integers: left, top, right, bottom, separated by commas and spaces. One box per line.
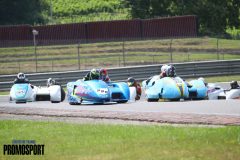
142, 75, 207, 101
9, 83, 65, 103
142, 76, 189, 101
67, 80, 130, 105
10, 83, 36, 103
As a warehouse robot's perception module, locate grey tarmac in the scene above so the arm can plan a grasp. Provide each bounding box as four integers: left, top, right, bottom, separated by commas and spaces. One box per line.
0, 95, 240, 125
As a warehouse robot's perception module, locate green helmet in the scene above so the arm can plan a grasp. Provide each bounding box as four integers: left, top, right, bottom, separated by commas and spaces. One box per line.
90, 68, 100, 78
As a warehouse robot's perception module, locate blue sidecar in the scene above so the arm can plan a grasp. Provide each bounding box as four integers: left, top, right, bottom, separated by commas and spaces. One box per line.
188, 79, 208, 100
142, 75, 208, 101
67, 80, 130, 105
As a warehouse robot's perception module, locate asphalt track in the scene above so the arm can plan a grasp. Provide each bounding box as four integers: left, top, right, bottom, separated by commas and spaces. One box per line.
0, 96, 240, 116
0, 82, 239, 125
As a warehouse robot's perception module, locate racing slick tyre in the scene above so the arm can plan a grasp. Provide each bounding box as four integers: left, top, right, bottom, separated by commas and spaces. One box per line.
117, 100, 128, 103
51, 101, 60, 103
16, 101, 26, 104
69, 102, 81, 105
60, 87, 66, 102
147, 98, 159, 102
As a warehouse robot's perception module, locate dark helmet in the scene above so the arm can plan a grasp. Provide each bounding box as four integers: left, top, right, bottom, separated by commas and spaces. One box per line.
230, 81, 239, 89
127, 77, 136, 87
167, 65, 176, 77
100, 68, 108, 76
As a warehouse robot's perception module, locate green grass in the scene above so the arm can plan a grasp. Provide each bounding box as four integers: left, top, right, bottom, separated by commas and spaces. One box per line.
50, 0, 129, 23
0, 37, 240, 74
0, 120, 239, 160
0, 91, 9, 95
203, 75, 240, 83
186, 75, 240, 83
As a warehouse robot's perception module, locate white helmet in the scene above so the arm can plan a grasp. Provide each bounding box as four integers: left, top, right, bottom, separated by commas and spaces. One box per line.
17, 72, 25, 80
198, 77, 205, 83
198, 77, 207, 86
161, 65, 169, 73
47, 78, 55, 86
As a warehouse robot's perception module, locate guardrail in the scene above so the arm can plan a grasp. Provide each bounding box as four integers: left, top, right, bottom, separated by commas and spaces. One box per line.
0, 59, 240, 91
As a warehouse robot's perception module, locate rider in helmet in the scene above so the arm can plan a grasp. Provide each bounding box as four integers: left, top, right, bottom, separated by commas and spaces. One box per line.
230, 81, 240, 89
146, 64, 169, 85
166, 65, 176, 77
127, 77, 142, 100
83, 68, 100, 81
160, 64, 169, 79
14, 72, 29, 84
47, 78, 56, 87
47, 78, 65, 101
99, 68, 110, 83
198, 77, 208, 86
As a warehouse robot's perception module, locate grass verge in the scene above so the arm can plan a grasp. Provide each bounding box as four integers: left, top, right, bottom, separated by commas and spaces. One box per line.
187, 75, 240, 83
1, 37, 240, 74
0, 120, 239, 160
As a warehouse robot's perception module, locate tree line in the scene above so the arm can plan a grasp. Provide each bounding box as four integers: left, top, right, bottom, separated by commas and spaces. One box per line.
126, 0, 240, 35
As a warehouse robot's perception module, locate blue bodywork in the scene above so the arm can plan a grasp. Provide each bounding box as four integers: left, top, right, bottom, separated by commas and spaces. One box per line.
67, 80, 130, 104
142, 76, 207, 101
10, 83, 31, 102
188, 79, 208, 99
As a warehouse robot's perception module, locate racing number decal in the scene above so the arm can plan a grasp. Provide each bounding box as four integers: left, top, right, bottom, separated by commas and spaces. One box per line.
97, 88, 108, 94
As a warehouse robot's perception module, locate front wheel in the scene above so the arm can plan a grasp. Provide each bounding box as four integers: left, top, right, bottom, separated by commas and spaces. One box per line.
16, 101, 26, 104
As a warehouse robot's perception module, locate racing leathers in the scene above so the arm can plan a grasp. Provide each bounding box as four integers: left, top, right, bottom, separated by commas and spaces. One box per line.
100, 74, 110, 83
83, 71, 100, 81
14, 78, 29, 84
128, 80, 142, 100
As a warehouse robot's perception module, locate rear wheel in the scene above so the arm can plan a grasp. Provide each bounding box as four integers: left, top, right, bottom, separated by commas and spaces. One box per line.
147, 98, 159, 102
51, 101, 60, 103
117, 100, 128, 103
69, 102, 81, 105
60, 87, 66, 102
192, 98, 205, 100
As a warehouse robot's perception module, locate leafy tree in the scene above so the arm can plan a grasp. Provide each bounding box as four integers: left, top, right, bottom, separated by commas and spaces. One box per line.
126, 0, 240, 35
0, 0, 49, 25
126, 0, 151, 19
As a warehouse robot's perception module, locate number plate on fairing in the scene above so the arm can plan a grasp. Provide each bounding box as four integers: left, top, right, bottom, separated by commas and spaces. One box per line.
97, 88, 108, 94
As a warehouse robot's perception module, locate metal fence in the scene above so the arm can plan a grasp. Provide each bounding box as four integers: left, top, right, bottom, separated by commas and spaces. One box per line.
0, 37, 240, 75
0, 16, 197, 47
1, 59, 240, 91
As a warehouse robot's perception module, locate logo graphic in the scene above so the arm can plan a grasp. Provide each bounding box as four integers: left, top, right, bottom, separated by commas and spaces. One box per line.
3, 140, 44, 155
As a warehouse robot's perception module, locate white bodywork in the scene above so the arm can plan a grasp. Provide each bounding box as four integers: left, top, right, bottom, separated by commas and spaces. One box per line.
10, 84, 36, 102
218, 89, 240, 100
10, 84, 63, 103
207, 83, 240, 100
36, 85, 62, 102
129, 87, 137, 102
